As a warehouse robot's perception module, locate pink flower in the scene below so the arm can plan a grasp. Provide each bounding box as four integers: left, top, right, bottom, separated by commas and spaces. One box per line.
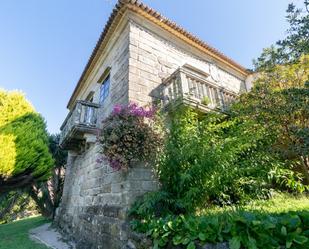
112, 104, 123, 115
108, 158, 122, 171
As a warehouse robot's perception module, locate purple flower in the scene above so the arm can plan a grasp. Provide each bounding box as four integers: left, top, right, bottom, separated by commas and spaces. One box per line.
108, 158, 122, 171
110, 102, 156, 119
127, 102, 156, 118
112, 104, 123, 115
145, 106, 156, 118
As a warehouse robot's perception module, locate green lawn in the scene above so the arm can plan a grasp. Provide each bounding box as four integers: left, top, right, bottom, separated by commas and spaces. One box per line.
200, 193, 309, 216
0, 216, 49, 249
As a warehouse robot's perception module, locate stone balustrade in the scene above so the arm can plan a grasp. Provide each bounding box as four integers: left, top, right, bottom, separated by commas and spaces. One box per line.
60, 100, 100, 150
161, 65, 237, 112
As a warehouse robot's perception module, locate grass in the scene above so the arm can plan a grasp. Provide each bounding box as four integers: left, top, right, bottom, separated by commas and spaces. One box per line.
199, 193, 309, 216
0, 216, 49, 249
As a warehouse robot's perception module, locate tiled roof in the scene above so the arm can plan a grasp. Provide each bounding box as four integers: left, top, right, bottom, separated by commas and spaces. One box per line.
67, 0, 249, 108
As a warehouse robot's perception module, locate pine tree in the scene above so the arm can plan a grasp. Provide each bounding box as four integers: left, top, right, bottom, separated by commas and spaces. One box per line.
0, 90, 54, 193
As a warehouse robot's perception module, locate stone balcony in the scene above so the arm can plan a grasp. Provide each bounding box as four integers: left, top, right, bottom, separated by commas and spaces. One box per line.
60, 100, 100, 150
161, 65, 237, 113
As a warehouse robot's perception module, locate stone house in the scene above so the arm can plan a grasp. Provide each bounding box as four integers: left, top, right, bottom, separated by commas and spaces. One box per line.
55, 0, 252, 248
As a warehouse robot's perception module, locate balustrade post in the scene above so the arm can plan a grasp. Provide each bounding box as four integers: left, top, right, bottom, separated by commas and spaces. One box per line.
179, 69, 189, 98
75, 102, 82, 124
217, 88, 225, 111
92, 106, 97, 125
162, 86, 169, 106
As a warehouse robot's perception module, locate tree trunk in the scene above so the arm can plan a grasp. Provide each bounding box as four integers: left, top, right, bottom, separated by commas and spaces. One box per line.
28, 166, 65, 219
28, 185, 54, 219
0, 174, 34, 194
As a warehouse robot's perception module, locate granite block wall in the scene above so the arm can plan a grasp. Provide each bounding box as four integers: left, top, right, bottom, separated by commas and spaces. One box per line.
55, 11, 248, 249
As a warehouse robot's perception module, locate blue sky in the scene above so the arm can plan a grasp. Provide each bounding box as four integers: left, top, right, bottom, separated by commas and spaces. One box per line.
0, 0, 297, 133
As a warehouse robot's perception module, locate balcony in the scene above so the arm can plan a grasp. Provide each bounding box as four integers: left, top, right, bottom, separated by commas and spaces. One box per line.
60, 100, 100, 150
161, 65, 237, 113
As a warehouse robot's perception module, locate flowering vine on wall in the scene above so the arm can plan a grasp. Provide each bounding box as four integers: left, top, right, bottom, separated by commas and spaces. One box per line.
98, 103, 163, 171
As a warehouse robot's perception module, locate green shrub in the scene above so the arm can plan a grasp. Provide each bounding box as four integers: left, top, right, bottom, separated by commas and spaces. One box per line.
201, 96, 210, 106
130, 105, 308, 220
234, 55, 309, 184
155, 107, 287, 211
132, 207, 309, 249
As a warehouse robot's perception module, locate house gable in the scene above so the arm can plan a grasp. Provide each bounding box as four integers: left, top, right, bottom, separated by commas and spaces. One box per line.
127, 11, 248, 106
67, 0, 250, 109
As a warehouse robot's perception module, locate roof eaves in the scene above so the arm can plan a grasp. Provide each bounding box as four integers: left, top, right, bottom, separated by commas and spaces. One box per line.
126, 0, 248, 74
67, 0, 128, 108
67, 0, 250, 109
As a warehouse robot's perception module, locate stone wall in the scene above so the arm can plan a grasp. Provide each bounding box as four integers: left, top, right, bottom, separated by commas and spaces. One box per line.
73, 21, 130, 122
55, 145, 158, 248
127, 13, 248, 106
55, 19, 159, 248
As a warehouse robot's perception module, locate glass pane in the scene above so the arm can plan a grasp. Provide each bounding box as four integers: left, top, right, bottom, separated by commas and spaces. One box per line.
100, 84, 105, 103
100, 75, 110, 103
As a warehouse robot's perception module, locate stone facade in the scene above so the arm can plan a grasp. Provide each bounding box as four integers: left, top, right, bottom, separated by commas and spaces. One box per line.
56, 2, 251, 248
55, 146, 158, 248
127, 15, 248, 106
55, 17, 159, 248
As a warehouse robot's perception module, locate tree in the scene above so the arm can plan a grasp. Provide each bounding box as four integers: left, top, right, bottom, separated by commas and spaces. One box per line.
254, 1, 309, 70
234, 55, 309, 184
0, 134, 67, 220
29, 134, 67, 218
47, 134, 67, 210
0, 191, 38, 224
0, 90, 54, 193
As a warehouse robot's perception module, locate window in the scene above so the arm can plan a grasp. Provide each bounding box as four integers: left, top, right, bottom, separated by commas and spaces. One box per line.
99, 74, 110, 104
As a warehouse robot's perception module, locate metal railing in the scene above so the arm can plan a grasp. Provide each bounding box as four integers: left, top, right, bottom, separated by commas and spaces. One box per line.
59, 100, 100, 146
161, 66, 237, 111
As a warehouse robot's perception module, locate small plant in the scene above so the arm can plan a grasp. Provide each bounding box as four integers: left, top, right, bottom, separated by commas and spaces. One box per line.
99, 103, 163, 171
201, 96, 211, 106
131, 198, 309, 249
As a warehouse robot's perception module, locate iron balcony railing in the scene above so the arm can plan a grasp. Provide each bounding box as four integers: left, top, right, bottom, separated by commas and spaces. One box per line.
59, 100, 100, 149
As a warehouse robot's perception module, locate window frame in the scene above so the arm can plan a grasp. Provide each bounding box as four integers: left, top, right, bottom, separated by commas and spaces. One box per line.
99, 73, 110, 104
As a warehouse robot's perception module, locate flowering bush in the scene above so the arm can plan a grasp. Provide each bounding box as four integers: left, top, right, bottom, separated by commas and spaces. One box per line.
99, 103, 163, 171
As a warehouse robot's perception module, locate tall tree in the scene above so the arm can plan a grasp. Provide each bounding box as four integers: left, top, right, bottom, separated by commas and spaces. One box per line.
0, 90, 54, 193
254, 1, 309, 70
234, 55, 309, 184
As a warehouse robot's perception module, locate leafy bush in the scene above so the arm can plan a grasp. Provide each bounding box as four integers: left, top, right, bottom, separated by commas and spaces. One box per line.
201, 96, 210, 106
132, 201, 309, 249
130, 104, 307, 219
136, 212, 309, 249
268, 167, 309, 193
234, 55, 309, 185
155, 107, 286, 211
99, 103, 163, 170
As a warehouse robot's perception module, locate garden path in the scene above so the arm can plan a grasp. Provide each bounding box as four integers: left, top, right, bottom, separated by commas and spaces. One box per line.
29, 223, 75, 249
